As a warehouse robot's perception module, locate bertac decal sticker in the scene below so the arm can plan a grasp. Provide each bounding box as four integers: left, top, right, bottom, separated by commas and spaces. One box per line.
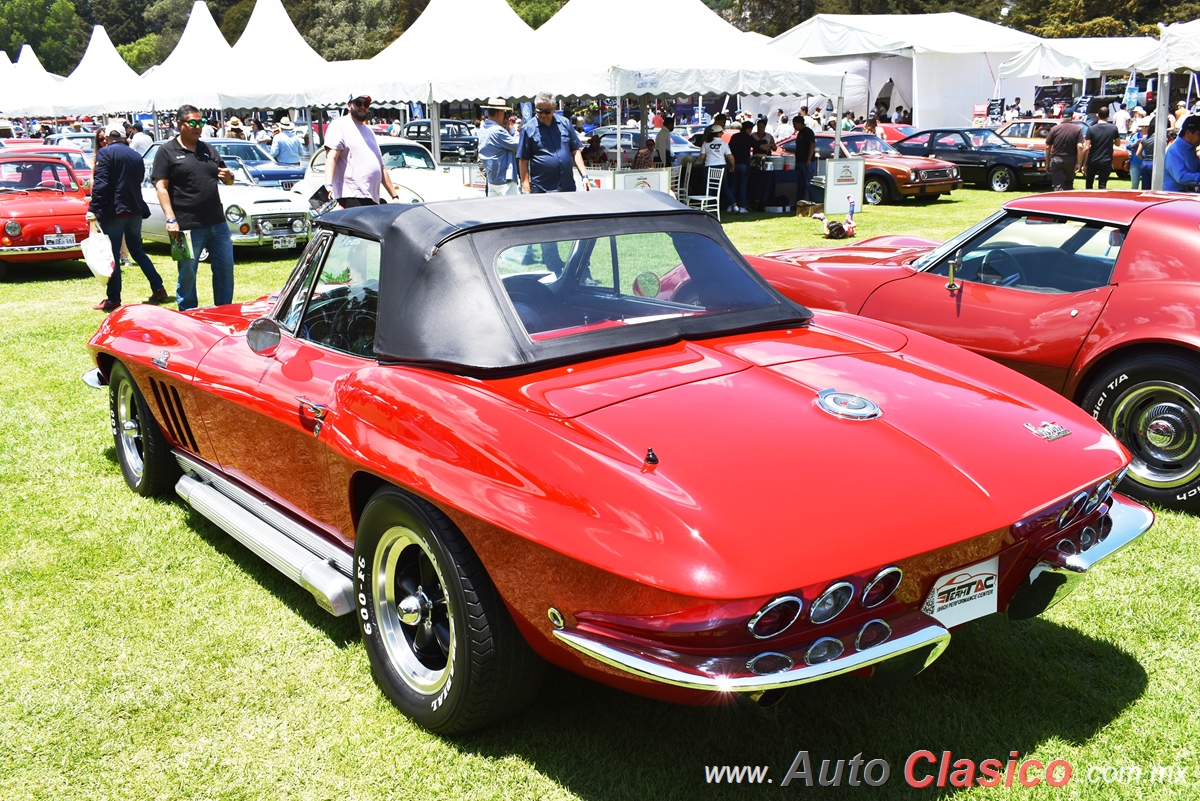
1025, 421, 1071, 441
922, 556, 999, 627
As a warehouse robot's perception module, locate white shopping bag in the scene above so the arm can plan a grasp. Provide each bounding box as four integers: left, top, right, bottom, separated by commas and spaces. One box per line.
81, 220, 114, 283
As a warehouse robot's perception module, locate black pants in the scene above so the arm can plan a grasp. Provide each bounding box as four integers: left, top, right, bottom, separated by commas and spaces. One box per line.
337, 197, 377, 208
1048, 161, 1075, 192
1085, 161, 1112, 189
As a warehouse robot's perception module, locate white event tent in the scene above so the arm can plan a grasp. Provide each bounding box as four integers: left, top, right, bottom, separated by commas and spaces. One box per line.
998, 37, 1160, 80
2, 46, 65, 118
769, 13, 1041, 127
141, 1, 233, 110
52, 26, 151, 115
215, 0, 332, 109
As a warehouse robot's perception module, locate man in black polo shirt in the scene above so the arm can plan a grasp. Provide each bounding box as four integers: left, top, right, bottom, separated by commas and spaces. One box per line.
152, 104, 235, 310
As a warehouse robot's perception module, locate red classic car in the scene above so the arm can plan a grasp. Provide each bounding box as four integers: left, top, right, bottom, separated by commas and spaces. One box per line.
85, 192, 1150, 734
776, 132, 962, 205
2, 145, 94, 189
0, 154, 90, 280
753, 190, 1200, 511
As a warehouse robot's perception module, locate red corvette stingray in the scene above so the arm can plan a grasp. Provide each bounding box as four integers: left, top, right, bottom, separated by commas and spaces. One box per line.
85, 192, 1150, 734
752, 191, 1200, 512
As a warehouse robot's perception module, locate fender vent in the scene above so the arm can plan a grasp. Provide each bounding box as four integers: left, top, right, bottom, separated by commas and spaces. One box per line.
149, 377, 200, 452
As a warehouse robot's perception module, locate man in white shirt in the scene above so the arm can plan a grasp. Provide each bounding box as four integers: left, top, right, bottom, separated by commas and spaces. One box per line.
773, 114, 792, 141
129, 123, 153, 155
1112, 102, 1131, 138
325, 94, 401, 207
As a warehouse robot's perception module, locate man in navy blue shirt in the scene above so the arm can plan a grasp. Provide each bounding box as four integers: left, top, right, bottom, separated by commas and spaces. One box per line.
518, 92, 590, 194
88, 125, 168, 311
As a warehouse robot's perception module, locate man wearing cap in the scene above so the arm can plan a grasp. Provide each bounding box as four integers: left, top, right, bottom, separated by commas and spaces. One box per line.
270, 116, 302, 166
89, 124, 169, 311
1164, 115, 1200, 192
152, 104, 236, 310
324, 94, 400, 208
477, 98, 521, 196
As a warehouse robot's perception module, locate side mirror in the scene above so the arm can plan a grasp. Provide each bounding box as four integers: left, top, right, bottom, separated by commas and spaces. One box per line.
947, 248, 963, 291
247, 317, 281, 356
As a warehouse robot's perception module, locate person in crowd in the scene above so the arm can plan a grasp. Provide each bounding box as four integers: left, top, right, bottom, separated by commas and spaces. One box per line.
573, 116, 587, 136
88, 124, 168, 312
840, 111, 855, 131
1044, 117, 1084, 191
1083, 106, 1119, 190
1164, 115, 1200, 192
654, 116, 675, 167
129, 123, 153, 155
793, 114, 816, 203
325, 94, 401, 208
751, 117, 775, 155
864, 116, 878, 135
1135, 118, 1157, 191
812, 209, 856, 239
151, 104, 235, 311
250, 118, 271, 145
700, 124, 735, 211
773, 114, 791, 141
269, 117, 302, 165
200, 117, 217, 139
892, 105, 904, 123
477, 97, 521, 195
226, 117, 246, 140
581, 134, 608, 167
1112, 102, 1130, 139
518, 92, 589, 195
1012, 97, 1023, 117
652, 108, 664, 128
1127, 121, 1145, 189
632, 137, 656, 169
728, 120, 755, 213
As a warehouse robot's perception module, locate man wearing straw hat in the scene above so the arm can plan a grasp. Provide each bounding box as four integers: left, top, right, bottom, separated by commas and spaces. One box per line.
477, 97, 521, 196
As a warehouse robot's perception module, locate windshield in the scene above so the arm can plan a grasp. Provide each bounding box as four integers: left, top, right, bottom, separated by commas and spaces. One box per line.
968, 129, 1013, 148
913, 210, 1006, 270
495, 230, 777, 340
841, 135, 898, 156
381, 144, 435, 170
0, 159, 79, 191
212, 142, 271, 161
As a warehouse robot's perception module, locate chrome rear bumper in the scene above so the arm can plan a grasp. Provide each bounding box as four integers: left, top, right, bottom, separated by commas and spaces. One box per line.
553, 606, 950, 694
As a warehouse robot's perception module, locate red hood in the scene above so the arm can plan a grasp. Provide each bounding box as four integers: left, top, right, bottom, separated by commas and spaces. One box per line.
0, 194, 89, 217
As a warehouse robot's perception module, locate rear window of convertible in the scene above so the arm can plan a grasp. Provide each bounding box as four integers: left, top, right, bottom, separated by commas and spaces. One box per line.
494, 230, 777, 340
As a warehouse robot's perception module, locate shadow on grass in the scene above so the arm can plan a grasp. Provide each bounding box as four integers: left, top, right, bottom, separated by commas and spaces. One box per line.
2, 258, 92, 283
181, 506, 360, 648
457, 615, 1146, 801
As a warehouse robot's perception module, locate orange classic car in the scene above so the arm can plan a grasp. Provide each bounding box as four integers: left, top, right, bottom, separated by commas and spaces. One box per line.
995, 119, 1130, 176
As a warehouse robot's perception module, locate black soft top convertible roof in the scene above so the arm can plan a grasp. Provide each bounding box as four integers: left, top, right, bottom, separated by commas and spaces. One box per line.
316, 192, 811, 374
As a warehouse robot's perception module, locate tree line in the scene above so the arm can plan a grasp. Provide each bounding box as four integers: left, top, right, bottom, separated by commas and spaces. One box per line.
2, 0, 1194, 79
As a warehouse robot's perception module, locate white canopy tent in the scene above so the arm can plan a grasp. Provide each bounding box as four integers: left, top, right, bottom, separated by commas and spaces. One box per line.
998, 37, 1159, 80
1, 46, 65, 118
216, 0, 328, 109
53, 26, 150, 115
141, 2, 233, 110
770, 13, 1041, 127
1131, 20, 1200, 190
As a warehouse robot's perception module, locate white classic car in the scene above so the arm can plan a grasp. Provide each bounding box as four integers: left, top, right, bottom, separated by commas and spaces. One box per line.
140, 148, 311, 252
290, 136, 483, 206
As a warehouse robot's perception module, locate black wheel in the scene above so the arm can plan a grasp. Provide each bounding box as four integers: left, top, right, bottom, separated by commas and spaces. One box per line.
863, 176, 889, 206
988, 166, 1017, 192
108, 361, 180, 496
354, 487, 543, 734
1081, 353, 1200, 511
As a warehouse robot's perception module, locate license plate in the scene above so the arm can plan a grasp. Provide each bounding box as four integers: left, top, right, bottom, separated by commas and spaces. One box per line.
921, 556, 999, 627
272, 236, 297, 249
44, 233, 76, 247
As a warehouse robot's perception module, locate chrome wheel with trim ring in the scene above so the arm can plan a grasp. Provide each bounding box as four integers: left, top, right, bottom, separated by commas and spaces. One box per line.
108, 360, 179, 496
864, 177, 887, 205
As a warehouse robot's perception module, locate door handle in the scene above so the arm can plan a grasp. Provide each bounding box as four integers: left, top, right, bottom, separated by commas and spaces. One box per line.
296, 397, 327, 437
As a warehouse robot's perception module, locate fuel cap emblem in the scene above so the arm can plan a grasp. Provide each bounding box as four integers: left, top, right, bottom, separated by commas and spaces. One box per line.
816, 388, 882, 420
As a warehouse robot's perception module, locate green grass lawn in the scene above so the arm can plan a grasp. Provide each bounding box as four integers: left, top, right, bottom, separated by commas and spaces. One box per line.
3, 185, 1199, 800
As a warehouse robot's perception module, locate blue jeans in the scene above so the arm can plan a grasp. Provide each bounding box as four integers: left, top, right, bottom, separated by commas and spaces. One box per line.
1128, 157, 1142, 189
177, 222, 234, 310
1138, 162, 1152, 190
732, 163, 749, 209
99, 215, 163, 305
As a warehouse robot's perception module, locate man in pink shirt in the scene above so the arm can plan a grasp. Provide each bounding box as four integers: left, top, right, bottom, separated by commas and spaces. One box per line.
325, 93, 400, 207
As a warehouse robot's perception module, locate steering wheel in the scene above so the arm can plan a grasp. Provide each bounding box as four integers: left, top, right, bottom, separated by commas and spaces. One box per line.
981, 249, 1023, 287
37, 180, 64, 191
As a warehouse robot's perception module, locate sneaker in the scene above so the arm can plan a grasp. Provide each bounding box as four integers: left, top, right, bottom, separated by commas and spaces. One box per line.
93, 299, 119, 312
146, 288, 170, 304
737, 206, 747, 213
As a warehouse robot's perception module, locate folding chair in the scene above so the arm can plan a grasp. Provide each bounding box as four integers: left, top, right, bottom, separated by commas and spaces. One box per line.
672, 162, 691, 204
688, 166, 724, 221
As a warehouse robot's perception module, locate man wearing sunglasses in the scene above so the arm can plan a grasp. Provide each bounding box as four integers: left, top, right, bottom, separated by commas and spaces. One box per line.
152, 104, 236, 310
518, 92, 590, 194
324, 94, 400, 208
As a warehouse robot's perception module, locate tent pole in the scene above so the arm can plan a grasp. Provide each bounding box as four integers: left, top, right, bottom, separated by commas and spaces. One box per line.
429, 87, 441, 166
1152, 71, 1169, 191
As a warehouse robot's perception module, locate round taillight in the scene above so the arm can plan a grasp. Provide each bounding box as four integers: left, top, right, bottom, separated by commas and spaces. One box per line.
747, 652, 794, 675
856, 619, 892, 651
748, 596, 803, 640
804, 637, 844, 665
862, 567, 903, 608
810, 582, 854, 625
1057, 492, 1088, 528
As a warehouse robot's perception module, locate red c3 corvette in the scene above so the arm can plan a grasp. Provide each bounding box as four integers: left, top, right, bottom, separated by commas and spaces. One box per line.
752, 190, 1200, 511
0, 154, 89, 280
85, 193, 1150, 734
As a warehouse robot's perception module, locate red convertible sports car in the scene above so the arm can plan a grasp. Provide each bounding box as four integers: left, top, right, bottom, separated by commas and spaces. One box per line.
753, 190, 1200, 511
0, 153, 89, 280
85, 193, 1150, 734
